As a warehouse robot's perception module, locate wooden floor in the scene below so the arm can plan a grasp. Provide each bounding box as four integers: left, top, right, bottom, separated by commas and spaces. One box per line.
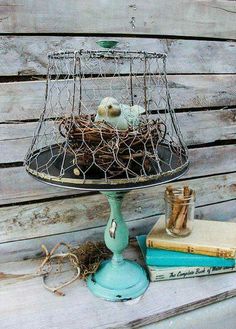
143, 297, 236, 329
1, 243, 236, 329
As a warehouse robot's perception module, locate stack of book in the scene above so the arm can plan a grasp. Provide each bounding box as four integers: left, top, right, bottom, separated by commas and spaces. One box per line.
137, 215, 236, 281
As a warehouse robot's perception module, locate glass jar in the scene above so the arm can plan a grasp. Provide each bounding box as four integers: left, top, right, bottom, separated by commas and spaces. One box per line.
165, 186, 195, 237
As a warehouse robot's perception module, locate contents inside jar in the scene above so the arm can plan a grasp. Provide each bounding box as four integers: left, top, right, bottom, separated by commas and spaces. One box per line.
165, 185, 194, 237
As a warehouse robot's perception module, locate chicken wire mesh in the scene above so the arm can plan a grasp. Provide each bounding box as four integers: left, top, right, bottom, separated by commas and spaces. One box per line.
25, 50, 189, 190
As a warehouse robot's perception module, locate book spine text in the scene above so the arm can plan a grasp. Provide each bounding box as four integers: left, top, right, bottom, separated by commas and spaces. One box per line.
148, 265, 236, 282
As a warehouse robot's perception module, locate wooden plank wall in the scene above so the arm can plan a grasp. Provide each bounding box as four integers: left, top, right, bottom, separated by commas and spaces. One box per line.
0, 1, 236, 262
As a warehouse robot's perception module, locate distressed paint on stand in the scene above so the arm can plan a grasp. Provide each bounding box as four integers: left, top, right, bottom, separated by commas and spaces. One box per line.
87, 191, 149, 301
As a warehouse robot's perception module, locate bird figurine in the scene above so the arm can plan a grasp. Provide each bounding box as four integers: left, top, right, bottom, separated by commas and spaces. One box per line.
94, 97, 145, 130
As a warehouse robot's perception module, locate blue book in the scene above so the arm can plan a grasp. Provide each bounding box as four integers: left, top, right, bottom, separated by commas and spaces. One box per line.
137, 235, 235, 267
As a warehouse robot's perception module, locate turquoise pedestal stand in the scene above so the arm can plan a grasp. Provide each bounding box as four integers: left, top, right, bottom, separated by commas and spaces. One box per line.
87, 191, 149, 301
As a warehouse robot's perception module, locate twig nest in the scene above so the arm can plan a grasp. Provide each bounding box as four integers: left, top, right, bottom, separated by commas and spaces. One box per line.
58, 114, 166, 179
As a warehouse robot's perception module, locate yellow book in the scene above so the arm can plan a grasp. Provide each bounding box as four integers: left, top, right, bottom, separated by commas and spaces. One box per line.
146, 215, 236, 258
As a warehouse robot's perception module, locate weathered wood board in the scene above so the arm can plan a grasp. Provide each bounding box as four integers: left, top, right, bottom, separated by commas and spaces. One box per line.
1, 144, 235, 205
0, 0, 235, 39
1, 172, 236, 245
0, 3, 236, 326
0, 0, 235, 282
1, 245, 236, 329
2, 199, 236, 263
195, 199, 236, 222
1, 109, 236, 163
0, 37, 235, 76
143, 297, 236, 329
0, 216, 158, 263
1, 75, 236, 122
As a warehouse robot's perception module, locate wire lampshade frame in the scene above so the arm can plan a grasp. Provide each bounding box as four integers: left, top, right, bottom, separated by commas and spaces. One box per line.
25, 50, 189, 191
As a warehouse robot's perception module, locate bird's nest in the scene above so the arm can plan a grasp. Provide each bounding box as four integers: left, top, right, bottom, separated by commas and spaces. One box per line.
58, 114, 167, 179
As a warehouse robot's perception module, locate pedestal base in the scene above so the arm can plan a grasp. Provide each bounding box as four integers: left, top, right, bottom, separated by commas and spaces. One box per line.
87, 259, 149, 301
